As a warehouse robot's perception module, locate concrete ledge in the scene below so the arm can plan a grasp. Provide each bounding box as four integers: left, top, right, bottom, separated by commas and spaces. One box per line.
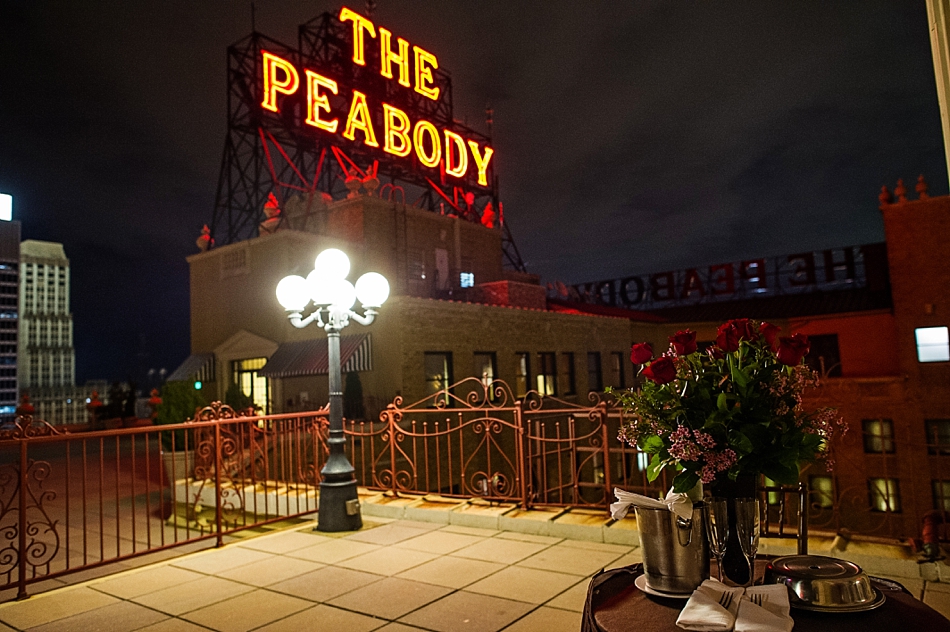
449, 499, 518, 530
403, 496, 467, 524
547, 509, 612, 542
499, 507, 566, 534
604, 517, 640, 546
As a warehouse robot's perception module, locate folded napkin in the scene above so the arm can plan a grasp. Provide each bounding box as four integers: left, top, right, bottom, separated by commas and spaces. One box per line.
611, 487, 694, 521
676, 580, 744, 632
735, 585, 793, 632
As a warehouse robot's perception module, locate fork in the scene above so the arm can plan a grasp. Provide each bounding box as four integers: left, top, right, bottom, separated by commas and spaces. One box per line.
750, 593, 764, 607
719, 591, 734, 610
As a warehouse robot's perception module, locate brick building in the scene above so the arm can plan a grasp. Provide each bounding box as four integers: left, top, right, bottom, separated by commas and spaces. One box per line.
175, 194, 664, 421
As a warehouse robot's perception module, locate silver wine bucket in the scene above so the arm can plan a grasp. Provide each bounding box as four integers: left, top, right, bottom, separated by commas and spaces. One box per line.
635, 502, 709, 593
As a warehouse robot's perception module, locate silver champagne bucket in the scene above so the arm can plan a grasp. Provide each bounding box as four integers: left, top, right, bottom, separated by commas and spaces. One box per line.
635, 502, 709, 593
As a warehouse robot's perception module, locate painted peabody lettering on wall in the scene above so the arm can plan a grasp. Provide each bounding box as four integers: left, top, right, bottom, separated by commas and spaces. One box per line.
260, 7, 495, 186
574, 245, 876, 309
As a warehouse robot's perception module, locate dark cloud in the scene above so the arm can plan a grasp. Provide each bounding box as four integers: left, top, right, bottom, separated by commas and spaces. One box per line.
0, 0, 944, 381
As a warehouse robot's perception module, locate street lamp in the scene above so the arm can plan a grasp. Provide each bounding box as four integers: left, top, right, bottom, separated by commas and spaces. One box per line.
276, 248, 390, 531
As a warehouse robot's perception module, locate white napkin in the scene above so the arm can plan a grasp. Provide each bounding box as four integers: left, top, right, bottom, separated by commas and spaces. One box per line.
611, 487, 694, 521
735, 585, 793, 632
676, 580, 743, 631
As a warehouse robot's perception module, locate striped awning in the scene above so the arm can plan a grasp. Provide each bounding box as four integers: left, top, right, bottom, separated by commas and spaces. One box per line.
259, 334, 372, 378
167, 353, 216, 382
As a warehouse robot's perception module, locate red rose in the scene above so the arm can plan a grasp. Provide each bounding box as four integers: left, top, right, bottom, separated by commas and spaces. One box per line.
642, 355, 677, 384
630, 342, 654, 365
729, 318, 758, 342
716, 322, 740, 352
669, 330, 697, 356
759, 322, 781, 348
777, 333, 811, 365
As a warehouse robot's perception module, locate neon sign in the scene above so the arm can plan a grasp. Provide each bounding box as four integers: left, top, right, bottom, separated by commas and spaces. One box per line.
260, 7, 495, 187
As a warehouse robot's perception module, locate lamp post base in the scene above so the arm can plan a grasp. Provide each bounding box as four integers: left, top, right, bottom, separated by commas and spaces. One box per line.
316, 478, 363, 532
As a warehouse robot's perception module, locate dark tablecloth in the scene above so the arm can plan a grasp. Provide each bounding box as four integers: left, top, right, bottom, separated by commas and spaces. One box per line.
582, 561, 950, 632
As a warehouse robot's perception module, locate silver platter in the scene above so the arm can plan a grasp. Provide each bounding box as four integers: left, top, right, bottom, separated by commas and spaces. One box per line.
790, 587, 886, 613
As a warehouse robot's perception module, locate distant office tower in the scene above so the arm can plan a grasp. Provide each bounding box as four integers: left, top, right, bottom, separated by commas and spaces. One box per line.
18, 240, 89, 424
0, 210, 19, 420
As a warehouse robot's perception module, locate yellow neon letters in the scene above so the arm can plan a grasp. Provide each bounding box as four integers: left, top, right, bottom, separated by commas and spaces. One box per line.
444, 130, 468, 178
413, 46, 440, 101
261, 51, 299, 112
383, 104, 412, 157
413, 120, 441, 168
305, 70, 339, 133
467, 141, 494, 186
343, 91, 379, 147
261, 35, 494, 185
379, 28, 411, 87
339, 7, 376, 66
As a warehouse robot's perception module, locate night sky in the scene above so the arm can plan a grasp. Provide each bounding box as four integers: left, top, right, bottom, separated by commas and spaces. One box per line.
0, 1, 945, 384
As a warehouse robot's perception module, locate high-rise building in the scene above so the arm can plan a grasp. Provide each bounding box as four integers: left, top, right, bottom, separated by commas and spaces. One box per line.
0, 196, 19, 420
19, 240, 74, 388
18, 240, 89, 424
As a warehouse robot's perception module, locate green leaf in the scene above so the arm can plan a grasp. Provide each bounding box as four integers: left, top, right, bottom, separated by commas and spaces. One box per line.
641, 434, 665, 453
730, 430, 754, 454
646, 453, 664, 482
672, 471, 700, 494
761, 461, 799, 485
717, 392, 728, 413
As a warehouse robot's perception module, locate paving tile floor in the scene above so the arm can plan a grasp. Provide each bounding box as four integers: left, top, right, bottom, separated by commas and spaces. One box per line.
0, 518, 634, 631
2, 517, 947, 631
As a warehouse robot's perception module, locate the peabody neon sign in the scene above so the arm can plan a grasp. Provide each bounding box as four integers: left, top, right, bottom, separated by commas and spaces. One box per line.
260, 7, 494, 186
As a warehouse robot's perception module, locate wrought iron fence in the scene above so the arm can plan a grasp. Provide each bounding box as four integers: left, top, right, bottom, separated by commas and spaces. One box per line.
5, 379, 946, 599
0, 404, 329, 599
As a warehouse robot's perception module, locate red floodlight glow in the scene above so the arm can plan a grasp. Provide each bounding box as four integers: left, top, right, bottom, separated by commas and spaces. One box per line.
261, 51, 299, 112
305, 70, 339, 133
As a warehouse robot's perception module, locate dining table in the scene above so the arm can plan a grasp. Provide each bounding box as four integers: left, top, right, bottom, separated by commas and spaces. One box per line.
581, 558, 950, 632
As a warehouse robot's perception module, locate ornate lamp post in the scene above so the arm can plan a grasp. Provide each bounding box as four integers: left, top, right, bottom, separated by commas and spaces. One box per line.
276, 248, 390, 532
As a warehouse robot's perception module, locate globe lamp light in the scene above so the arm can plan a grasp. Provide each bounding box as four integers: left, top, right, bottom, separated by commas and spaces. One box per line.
276, 275, 309, 311
307, 270, 334, 306
328, 279, 357, 310
355, 272, 390, 308
315, 248, 350, 280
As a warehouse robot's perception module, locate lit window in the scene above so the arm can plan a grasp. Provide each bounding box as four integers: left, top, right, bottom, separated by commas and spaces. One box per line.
868, 478, 901, 512
925, 419, 950, 455
916, 326, 950, 362
536, 352, 556, 396
474, 352, 496, 401
459, 272, 474, 288
515, 352, 530, 398
862, 419, 895, 454
424, 352, 453, 406
810, 475, 835, 509
934, 480, 950, 512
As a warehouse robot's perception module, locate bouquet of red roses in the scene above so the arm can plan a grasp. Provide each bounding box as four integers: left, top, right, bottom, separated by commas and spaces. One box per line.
615, 318, 845, 493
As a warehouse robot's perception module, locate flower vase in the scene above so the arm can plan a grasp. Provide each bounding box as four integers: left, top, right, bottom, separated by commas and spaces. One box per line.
710, 474, 757, 586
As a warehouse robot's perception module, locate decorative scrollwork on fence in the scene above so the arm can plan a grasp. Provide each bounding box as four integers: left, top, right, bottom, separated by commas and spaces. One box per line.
0, 459, 60, 585
191, 401, 244, 422
0, 416, 64, 441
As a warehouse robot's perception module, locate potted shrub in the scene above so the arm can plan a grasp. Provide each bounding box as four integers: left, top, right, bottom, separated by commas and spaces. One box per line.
156, 381, 205, 489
